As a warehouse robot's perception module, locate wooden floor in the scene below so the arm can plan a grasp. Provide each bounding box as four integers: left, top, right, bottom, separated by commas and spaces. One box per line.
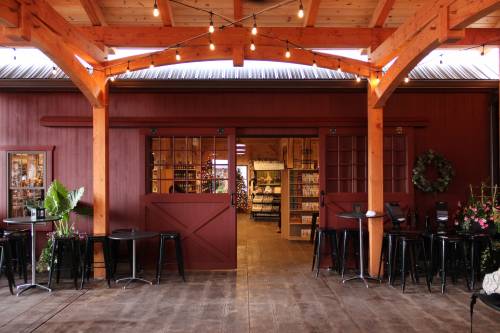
0, 214, 498, 332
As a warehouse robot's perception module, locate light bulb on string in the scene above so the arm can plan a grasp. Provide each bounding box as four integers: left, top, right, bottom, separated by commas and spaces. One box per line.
285, 41, 291, 58
480, 44, 485, 56
175, 49, 181, 61
439, 54, 443, 65
52, 66, 57, 76
298, 1, 304, 18
110, 75, 116, 82
404, 76, 410, 83
209, 38, 215, 51
12, 48, 16, 61
251, 14, 257, 35
337, 60, 341, 73
209, 12, 215, 33
153, 0, 160, 17
355, 74, 361, 83
149, 57, 155, 69
126, 60, 131, 74
312, 54, 317, 68
250, 40, 256, 51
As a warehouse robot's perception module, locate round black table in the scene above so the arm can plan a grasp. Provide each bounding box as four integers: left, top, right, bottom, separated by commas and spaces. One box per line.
3, 215, 61, 295
108, 230, 159, 289
337, 211, 384, 288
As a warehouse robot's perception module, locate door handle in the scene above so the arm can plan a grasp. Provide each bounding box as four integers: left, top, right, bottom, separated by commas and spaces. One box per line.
231, 193, 236, 207
320, 190, 325, 207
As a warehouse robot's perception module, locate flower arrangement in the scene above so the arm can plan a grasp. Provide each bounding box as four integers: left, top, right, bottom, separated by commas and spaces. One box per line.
454, 184, 499, 233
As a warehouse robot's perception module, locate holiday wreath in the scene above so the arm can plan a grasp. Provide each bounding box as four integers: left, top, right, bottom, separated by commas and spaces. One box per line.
412, 150, 454, 193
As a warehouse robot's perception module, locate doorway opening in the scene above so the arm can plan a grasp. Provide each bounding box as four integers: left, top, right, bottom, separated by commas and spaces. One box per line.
235, 136, 320, 267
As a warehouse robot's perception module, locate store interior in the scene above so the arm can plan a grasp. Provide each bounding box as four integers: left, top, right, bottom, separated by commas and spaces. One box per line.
236, 137, 320, 241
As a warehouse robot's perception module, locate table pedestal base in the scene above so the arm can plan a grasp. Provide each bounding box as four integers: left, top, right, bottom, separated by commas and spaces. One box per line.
16, 283, 52, 296
115, 277, 153, 289
342, 275, 381, 288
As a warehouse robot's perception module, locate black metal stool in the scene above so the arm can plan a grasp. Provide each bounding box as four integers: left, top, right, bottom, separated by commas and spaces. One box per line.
312, 227, 340, 278
392, 234, 431, 293
340, 228, 366, 279
80, 234, 111, 289
110, 228, 134, 277
438, 234, 470, 294
156, 232, 185, 284
48, 235, 80, 290
465, 233, 492, 290
0, 237, 16, 295
4, 229, 28, 284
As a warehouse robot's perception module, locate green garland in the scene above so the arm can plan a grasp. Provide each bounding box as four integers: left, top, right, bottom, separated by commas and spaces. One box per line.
412, 150, 454, 193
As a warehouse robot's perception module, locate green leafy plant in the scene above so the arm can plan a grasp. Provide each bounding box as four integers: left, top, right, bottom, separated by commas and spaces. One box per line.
36, 180, 85, 272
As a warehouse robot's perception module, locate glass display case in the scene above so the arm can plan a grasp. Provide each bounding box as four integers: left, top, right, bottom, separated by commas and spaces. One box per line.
7, 151, 47, 217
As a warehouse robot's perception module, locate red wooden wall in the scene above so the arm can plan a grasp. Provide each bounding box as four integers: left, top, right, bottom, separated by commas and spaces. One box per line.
0, 89, 493, 267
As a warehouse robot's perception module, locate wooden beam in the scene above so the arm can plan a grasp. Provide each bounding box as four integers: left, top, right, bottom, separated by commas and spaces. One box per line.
157, 0, 174, 27
79, 0, 107, 27
367, 77, 384, 277
304, 0, 321, 27
232, 45, 244, 67
449, 0, 500, 29
234, 0, 242, 21
0, 0, 19, 27
29, 0, 106, 64
369, 0, 396, 28
30, 19, 105, 107
92, 83, 109, 278
105, 45, 374, 77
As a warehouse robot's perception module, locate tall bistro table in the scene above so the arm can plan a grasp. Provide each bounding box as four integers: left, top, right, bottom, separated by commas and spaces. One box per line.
108, 230, 159, 289
3, 215, 61, 295
337, 211, 384, 288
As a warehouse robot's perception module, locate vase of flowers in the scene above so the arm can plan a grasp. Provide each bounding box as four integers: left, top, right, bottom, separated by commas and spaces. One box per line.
455, 184, 499, 235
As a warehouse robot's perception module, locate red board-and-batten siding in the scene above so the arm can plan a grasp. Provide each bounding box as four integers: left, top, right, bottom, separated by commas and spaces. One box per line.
0, 91, 492, 269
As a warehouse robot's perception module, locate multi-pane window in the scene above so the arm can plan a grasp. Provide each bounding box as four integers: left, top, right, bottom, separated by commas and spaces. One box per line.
326, 134, 407, 193
8, 152, 46, 217
149, 136, 228, 194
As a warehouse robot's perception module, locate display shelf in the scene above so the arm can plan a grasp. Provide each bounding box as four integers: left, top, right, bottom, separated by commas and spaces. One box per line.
251, 169, 281, 221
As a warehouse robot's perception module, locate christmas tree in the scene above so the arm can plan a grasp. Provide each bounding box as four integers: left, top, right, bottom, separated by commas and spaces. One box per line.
236, 168, 248, 212
201, 157, 214, 193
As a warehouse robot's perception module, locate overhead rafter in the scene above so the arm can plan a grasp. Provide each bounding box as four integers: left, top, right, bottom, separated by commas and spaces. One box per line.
304, 0, 321, 27
79, 0, 107, 26
234, 0, 243, 21
0, 0, 19, 27
369, 0, 396, 28
157, 0, 175, 26
448, 0, 500, 29
104, 45, 374, 78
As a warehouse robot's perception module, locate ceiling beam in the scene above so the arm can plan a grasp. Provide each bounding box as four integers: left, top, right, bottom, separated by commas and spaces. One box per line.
233, 45, 244, 67
234, 0, 243, 21
369, 0, 396, 28
0, 0, 19, 27
104, 45, 374, 78
304, 0, 321, 27
79, 0, 107, 27
449, 0, 500, 29
157, 0, 174, 26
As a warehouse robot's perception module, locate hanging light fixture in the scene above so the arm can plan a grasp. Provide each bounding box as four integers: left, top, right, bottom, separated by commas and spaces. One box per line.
285, 41, 291, 58
52, 66, 57, 76
337, 60, 341, 73
404, 76, 410, 83
355, 74, 361, 83
251, 14, 258, 35
153, 0, 160, 17
480, 44, 485, 56
12, 48, 16, 61
209, 12, 215, 33
175, 49, 181, 61
110, 75, 116, 82
312, 54, 317, 68
250, 40, 256, 51
298, 1, 304, 18
209, 38, 215, 51
126, 60, 131, 74
149, 58, 155, 69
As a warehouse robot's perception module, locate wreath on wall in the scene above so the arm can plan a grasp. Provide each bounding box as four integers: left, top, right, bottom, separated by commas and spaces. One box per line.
412, 150, 454, 193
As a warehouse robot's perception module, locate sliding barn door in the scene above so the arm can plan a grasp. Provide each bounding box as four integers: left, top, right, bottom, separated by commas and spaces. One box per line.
319, 127, 414, 230
142, 128, 236, 269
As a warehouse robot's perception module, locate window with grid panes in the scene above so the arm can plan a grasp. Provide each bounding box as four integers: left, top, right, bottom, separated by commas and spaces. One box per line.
325, 134, 407, 193
148, 136, 228, 194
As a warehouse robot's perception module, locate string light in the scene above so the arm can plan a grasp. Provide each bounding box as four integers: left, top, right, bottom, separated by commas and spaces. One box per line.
337, 60, 341, 73
251, 14, 258, 35
209, 38, 215, 51
52, 66, 57, 76
12, 48, 16, 61
149, 56, 155, 68
126, 60, 131, 74
355, 74, 361, 83
312, 54, 317, 68
250, 40, 256, 51
439, 54, 443, 65
209, 12, 215, 33
110, 75, 116, 82
175, 49, 181, 61
480, 44, 485, 56
285, 41, 291, 58
298, 1, 304, 18
404, 76, 410, 83
153, 0, 160, 17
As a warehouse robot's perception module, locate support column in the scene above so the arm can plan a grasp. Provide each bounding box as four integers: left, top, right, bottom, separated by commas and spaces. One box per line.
92, 84, 109, 278
367, 76, 384, 277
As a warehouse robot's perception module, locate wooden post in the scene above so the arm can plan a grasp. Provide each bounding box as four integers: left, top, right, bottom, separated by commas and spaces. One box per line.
92, 83, 109, 278
367, 74, 384, 277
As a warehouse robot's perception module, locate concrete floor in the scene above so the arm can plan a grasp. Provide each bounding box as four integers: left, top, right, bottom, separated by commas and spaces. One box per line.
0, 214, 498, 332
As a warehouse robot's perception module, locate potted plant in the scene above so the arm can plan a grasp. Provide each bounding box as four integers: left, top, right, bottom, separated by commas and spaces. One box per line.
36, 180, 85, 272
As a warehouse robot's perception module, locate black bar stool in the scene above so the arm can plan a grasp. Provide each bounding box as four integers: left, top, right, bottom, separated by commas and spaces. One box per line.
156, 232, 185, 284
312, 227, 341, 277
464, 233, 492, 290
392, 234, 431, 293
48, 235, 80, 290
340, 228, 364, 279
110, 228, 133, 276
80, 233, 111, 289
0, 237, 16, 295
4, 229, 28, 283
438, 234, 470, 294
